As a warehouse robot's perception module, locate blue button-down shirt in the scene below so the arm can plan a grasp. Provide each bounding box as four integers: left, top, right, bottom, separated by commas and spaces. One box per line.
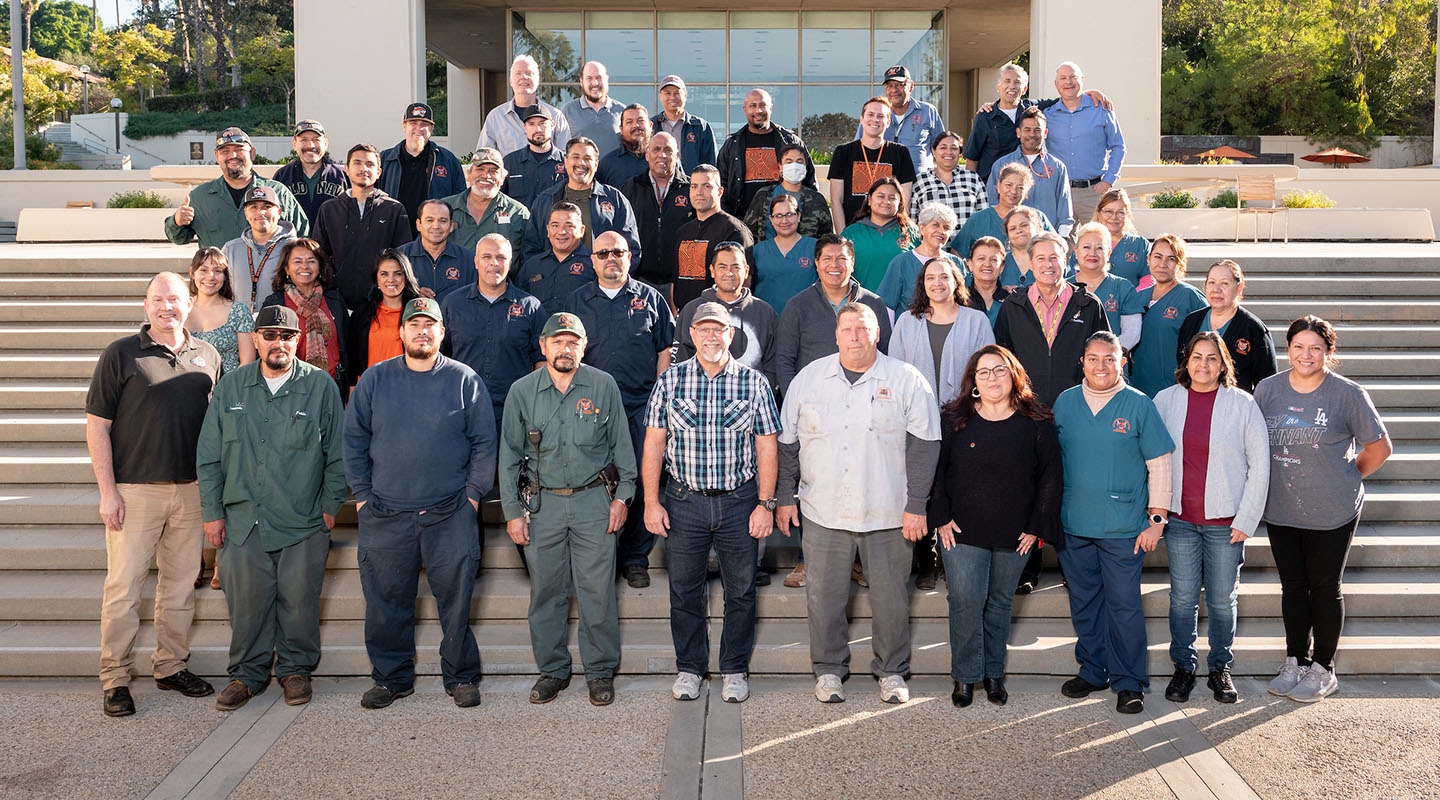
985, 149, 1074, 233
502, 146, 567, 209
511, 247, 595, 316
1042, 96, 1126, 185
440, 282, 545, 414
396, 240, 476, 302
565, 279, 675, 416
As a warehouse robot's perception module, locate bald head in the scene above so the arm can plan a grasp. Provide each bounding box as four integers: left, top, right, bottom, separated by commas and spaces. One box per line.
591, 231, 631, 288
647, 132, 680, 179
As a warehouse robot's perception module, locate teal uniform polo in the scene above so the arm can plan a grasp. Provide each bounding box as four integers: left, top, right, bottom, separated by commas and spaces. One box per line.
1052, 384, 1175, 539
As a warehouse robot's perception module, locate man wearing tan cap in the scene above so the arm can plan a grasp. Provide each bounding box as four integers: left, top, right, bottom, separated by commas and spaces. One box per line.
439, 146, 530, 261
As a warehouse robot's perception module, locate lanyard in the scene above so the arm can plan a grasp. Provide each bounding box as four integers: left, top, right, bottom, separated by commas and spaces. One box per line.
247, 238, 283, 306
1026, 153, 1052, 181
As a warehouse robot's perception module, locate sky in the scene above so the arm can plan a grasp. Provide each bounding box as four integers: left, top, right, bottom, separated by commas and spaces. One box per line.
92, 0, 142, 30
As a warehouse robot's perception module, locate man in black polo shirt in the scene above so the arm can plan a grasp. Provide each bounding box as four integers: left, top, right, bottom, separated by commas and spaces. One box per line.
87, 272, 223, 717
671, 164, 752, 310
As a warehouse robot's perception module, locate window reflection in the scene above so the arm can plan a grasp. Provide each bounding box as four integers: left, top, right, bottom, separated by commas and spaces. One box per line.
729, 12, 798, 84
800, 86, 866, 155
802, 12, 870, 82
512, 11, 581, 86
585, 12, 654, 83
874, 11, 945, 84
658, 12, 726, 83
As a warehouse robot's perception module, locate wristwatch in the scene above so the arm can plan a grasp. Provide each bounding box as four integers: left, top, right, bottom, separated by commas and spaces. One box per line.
1149, 513, 1168, 526
760, 497, 779, 512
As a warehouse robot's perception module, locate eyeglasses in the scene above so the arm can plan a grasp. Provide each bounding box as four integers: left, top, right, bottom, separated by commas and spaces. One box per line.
691, 326, 729, 339
975, 365, 1009, 381
258, 330, 299, 342
770, 212, 798, 220
593, 248, 629, 260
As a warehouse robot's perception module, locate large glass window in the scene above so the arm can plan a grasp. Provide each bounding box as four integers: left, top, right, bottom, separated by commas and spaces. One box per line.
585, 12, 654, 84
729, 12, 799, 84
802, 13, 871, 83
658, 12, 726, 83
874, 11, 945, 84
800, 86, 868, 156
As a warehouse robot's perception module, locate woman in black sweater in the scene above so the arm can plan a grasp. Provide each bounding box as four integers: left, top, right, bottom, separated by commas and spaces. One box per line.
930, 344, 1063, 709
1176, 259, 1276, 393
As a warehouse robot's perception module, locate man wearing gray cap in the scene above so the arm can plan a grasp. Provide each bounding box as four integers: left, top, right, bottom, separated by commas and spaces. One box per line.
166, 127, 308, 250
439, 147, 530, 259
380, 102, 467, 223
651, 75, 717, 174
643, 302, 781, 705
501, 105, 567, 208
222, 185, 299, 309
499, 312, 636, 707
274, 119, 349, 224
196, 305, 347, 711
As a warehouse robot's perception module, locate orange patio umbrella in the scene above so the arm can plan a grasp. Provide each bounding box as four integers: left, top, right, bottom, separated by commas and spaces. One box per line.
1191, 146, 1256, 161
1302, 147, 1371, 167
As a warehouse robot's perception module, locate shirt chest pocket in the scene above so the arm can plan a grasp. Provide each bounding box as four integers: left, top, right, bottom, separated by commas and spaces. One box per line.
670, 398, 699, 430
572, 411, 607, 446
630, 308, 654, 338
220, 408, 244, 443
283, 413, 316, 450
870, 396, 905, 435
720, 399, 754, 432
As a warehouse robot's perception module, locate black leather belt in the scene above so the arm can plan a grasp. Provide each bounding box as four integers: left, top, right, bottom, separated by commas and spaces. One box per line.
677, 482, 731, 496
542, 475, 605, 496
1070, 177, 1101, 188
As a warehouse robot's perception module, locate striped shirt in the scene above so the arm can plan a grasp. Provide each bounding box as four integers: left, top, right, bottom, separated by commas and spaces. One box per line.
910, 168, 989, 228
644, 356, 781, 492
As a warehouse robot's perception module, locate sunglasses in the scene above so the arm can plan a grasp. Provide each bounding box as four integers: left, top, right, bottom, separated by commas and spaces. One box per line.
258, 330, 299, 342
593, 248, 629, 260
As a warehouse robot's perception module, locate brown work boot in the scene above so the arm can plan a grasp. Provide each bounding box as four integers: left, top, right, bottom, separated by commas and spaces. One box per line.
783, 562, 806, 588
215, 680, 254, 711
281, 675, 312, 706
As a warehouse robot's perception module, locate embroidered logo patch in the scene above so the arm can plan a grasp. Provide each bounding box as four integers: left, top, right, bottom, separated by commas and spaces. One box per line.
1235, 338, 1251, 355
1105, 298, 1118, 312
799, 257, 811, 269
1112, 418, 1131, 434
576, 397, 599, 415
435, 165, 448, 178
598, 201, 615, 215
631, 296, 649, 311
876, 386, 892, 400
569, 261, 586, 275
508, 303, 525, 317
676, 196, 689, 207
687, 132, 697, 143
445, 267, 460, 281
1125, 252, 1138, 262
1163, 306, 1179, 320
912, 114, 922, 124
555, 163, 567, 176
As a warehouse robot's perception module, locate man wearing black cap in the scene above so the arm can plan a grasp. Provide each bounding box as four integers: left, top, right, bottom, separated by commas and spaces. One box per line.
501, 105, 566, 208
166, 126, 308, 249
222, 185, 299, 309
344, 297, 496, 710
380, 102, 467, 223
851, 66, 945, 175
274, 119, 349, 224
196, 305, 347, 711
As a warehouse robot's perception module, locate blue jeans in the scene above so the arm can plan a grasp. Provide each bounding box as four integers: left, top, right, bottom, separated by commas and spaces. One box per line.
1166, 518, 1246, 673
940, 540, 1029, 683
664, 480, 759, 675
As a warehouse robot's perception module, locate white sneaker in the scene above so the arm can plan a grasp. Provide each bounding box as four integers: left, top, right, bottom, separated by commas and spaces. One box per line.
879, 674, 910, 704
672, 671, 702, 701
1267, 657, 1305, 696
721, 673, 749, 703
1288, 663, 1339, 703
815, 674, 844, 703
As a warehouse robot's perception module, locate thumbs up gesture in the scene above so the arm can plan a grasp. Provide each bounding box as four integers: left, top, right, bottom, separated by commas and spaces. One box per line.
174, 196, 195, 226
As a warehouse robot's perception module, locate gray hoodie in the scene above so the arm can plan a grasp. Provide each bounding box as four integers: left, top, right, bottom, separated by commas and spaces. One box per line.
222, 220, 298, 309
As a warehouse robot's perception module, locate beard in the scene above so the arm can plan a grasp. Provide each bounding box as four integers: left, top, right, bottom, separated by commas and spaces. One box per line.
551, 355, 577, 373
404, 340, 438, 360
263, 348, 293, 372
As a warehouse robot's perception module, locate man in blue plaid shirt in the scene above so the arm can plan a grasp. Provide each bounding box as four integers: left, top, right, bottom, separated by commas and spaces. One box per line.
642, 302, 781, 705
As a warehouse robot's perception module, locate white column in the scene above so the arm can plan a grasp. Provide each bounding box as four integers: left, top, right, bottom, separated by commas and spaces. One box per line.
447, 65, 483, 156
295, 0, 426, 150
1030, 0, 1161, 165
1433, 28, 1440, 166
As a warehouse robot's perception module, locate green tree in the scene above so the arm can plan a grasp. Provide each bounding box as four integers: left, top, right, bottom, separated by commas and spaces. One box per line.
27, 0, 93, 59
236, 29, 293, 126
0, 50, 75, 134
90, 23, 174, 111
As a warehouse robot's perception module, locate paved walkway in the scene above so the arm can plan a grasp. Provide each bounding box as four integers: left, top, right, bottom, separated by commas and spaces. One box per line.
2, 675, 1436, 799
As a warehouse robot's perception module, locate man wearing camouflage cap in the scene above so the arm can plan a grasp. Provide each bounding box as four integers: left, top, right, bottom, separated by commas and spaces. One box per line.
166, 126, 308, 249
499, 312, 636, 707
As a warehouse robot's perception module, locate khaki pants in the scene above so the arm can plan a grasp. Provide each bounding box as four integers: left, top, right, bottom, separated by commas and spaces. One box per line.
98, 482, 203, 689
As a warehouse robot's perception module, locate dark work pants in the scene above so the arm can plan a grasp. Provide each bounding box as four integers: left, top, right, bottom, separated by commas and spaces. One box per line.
617, 410, 655, 570
219, 528, 329, 692
1267, 514, 1360, 671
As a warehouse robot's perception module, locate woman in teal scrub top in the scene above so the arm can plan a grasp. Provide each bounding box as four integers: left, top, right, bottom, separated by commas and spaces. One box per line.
1093, 188, 1150, 288
1052, 331, 1175, 715
1131, 234, 1206, 397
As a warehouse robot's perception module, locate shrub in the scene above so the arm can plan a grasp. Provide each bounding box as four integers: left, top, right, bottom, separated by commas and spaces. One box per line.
1208, 189, 1239, 208
1281, 190, 1336, 209
1150, 188, 1198, 209
124, 104, 291, 139
107, 191, 171, 209
809, 149, 832, 166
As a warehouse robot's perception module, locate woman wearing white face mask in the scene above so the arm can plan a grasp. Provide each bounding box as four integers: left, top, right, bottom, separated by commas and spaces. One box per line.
742, 143, 834, 241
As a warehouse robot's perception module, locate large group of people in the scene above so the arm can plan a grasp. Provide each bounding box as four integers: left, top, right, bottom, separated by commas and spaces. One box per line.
88, 55, 1392, 721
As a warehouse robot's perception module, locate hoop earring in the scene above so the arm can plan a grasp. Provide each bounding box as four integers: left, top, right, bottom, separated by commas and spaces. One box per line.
971, 387, 981, 399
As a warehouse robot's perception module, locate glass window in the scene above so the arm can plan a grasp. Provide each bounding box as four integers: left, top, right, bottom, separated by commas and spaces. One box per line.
729, 12, 798, 84
512, 11, 582, 85
800, 85, 868, 156
584, 12, 654, 84
677, 85, 730, 138
658, 13, 726, 83
874, 11, 945, 85
801, 12, 870, 83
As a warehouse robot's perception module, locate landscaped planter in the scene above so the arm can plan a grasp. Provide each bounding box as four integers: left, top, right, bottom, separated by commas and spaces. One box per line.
17, 207, 176, 242
1131, 207, 1433, 242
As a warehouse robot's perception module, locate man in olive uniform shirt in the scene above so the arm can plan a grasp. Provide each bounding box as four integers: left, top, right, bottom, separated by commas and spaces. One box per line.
499, 312, 636, 708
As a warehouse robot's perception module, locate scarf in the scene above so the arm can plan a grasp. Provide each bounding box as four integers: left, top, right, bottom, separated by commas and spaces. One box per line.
287, 283, 334, 376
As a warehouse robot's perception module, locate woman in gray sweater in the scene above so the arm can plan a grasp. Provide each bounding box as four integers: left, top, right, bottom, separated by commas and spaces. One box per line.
1154, 332, 1269, 705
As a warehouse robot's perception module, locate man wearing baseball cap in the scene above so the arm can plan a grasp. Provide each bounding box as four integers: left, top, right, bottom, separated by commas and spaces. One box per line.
651, 75, 717, 174
196, 305, 347, 711
437, 146, 529, 258
274, 119, 350, 224
222, 185, 300, 308
500, 105, 566, 208
499, 312, 636, 707
166, 126, 308, 250
850, 66, 945, 174
380, 102, 467, 223
344, 296, 497, 710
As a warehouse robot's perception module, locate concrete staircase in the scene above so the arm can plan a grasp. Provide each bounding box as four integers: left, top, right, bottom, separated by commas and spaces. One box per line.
40, 123, 116, 170
0, 242, 1436, 680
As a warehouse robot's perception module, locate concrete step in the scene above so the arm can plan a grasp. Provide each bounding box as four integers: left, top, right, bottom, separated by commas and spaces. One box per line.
1185, 244, 1440, 274
1378, 411, 1440, 443
0, 276, 154, 298
0, 300, 144, 323
1358, 380, 1440, 410
1293, 325, 1440, 350
1371, 446, 1440, 481
0, 244, 196, 275
0, 326, 135, 351
1216, 275, 1440, 298
2, 617, 1435, 678
0, 413, 86, 443
1317, 353, 1440, 378
1359, 485, 1440, 521
0, 380, 90, 411
0, 355, 100, 380
1241, 299, 1440, 324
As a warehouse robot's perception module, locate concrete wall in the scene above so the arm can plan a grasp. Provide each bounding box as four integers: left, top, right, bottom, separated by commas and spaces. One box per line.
1259, 136, 1435, 169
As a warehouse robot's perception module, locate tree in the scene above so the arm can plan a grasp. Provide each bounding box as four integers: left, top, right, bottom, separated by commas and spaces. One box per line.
800, 112, 858, 157
237, 29, 292, 127
90, 23, 174, 110
0, 50, 75, 134
27, 0, 93, 60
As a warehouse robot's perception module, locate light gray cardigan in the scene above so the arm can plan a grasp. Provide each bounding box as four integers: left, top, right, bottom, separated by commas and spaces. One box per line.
1154, 384, 1271, 535
888, 305, 995, 405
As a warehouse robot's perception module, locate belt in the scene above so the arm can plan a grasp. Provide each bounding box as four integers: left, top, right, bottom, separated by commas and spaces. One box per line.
541, 475, 606, 496
1070, 177, 1101, 188
675, 480, 744, 497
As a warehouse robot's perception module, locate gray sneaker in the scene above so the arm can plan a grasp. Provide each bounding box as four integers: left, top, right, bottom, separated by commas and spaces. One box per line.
672, 671, 702, 701
814, 674, 844, 703
1288, 663, 1339, 703
721, 673, 750, 703
1267, 657, 1305, 697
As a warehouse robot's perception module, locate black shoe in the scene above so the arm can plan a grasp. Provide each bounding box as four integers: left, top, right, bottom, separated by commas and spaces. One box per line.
1117, 690, 1144, 714
587, 676, 615, 706
103, 686, 135, 717
360, 684, 413, 709
951, 681, 974, 708
530, 675, 571, 704
1164, 667, 1196, 703
623, 564, 650, 589
984, 676, 1009, 706
448, 681, 481, 708
916, 563, 938, 591
155, 669, 214, 697
1208, 669, 1239, 703
1015, 580, 1035, 595
1061, 676, 1109, 698
755, 571, 771, 587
